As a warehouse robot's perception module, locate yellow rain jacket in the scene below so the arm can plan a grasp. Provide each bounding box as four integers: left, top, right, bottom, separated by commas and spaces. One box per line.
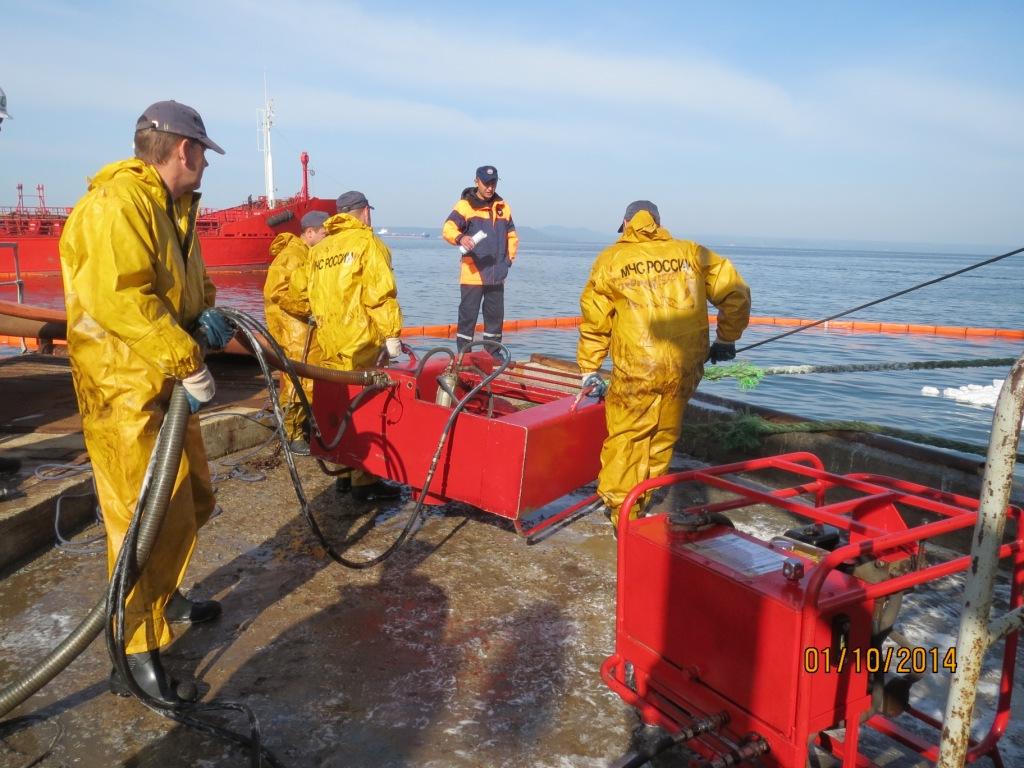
263, 232, 323, 439
59, 158, 217, 653
289, 213, 402, 370
577, 210, 750, 520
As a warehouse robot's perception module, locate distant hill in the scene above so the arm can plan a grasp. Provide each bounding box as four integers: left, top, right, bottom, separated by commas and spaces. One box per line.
377, 224, 610, 244
375, 224, 1004, 255
514, 225, 610, 243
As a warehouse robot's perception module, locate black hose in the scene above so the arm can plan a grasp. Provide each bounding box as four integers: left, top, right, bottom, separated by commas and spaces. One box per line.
1, 380, 282, 766
737, 244, 1024, 354
609, 712, 730, 768
0, 385, 185, 718
412, 346, 456, 400
225, 308, 513, 569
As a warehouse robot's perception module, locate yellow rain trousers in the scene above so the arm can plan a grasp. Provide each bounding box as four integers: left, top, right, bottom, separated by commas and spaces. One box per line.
288, 213, 402, 485
59, 159, 217, 653
577, 211, 751, 523
263, 233, 323, 440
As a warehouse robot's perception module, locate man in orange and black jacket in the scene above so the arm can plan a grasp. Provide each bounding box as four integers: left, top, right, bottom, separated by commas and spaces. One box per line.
441, 165, 519, 353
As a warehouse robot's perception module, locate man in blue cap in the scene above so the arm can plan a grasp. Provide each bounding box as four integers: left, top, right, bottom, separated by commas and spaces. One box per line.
442, 165, 519, 354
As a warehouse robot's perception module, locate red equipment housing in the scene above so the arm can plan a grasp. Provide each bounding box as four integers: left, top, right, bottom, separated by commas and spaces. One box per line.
602, 452, 1023, 767
311, 351, 607, 536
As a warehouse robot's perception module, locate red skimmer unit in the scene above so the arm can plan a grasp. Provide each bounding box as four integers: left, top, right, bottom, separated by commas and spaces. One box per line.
602, 452, 1023, 767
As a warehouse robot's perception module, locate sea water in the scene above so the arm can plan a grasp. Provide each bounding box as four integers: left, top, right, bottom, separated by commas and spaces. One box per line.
6, 240, 1023, 456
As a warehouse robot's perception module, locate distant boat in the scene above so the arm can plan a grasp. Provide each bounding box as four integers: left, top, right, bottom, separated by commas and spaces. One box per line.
0, 95, 335, 278
376, 228, 430, 239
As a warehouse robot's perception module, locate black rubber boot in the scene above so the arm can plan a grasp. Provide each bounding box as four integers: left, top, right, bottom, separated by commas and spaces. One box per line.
335, 476, 352, 494
109, 649, 198, 706
165, 590, 222, 624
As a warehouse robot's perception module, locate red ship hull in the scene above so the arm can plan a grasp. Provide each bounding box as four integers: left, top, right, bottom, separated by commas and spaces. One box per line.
0, 195, 336, 279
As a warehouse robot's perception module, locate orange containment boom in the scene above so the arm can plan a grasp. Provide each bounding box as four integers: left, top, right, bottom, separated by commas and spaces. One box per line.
2, 300, 1022, 349
399, 313, 1024, 340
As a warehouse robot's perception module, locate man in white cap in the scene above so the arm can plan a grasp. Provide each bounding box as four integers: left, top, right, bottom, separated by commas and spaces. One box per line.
263, 210, 330, 454
59, 100, 234, 705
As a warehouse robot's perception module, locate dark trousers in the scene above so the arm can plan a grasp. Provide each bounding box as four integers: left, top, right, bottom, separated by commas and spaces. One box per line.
457, 284, 504, 352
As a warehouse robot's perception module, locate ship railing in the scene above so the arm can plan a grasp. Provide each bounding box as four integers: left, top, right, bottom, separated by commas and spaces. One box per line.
937, 351, 1024, 766
0, 241, 27, 353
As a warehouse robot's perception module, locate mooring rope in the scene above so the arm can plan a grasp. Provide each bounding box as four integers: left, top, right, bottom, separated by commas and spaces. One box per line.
703, 357, 1016, 390
681, 411, 1024, 464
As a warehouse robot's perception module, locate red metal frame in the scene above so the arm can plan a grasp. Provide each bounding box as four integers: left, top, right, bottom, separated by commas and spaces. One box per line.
601, 452, 1023, 767
311, 352, 607, 536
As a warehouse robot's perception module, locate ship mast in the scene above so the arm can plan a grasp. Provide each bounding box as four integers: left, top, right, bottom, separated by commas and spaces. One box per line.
258, 77, 276, 208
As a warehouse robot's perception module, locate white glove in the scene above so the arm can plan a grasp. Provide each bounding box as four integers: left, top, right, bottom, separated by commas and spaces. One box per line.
181, 365, 216, 404
385, 337, 403, 358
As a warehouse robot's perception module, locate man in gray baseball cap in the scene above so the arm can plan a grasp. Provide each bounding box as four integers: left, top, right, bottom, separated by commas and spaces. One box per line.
336, 190, 374, 213
58, 99, 231, 706
136, 100, 225, 154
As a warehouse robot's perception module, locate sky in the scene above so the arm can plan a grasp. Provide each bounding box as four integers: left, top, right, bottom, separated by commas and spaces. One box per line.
2, 0, 1022, 249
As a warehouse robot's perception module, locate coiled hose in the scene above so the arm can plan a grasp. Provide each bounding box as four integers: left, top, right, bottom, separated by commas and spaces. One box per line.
0, 383, 190, 718
220, 306, 512, 569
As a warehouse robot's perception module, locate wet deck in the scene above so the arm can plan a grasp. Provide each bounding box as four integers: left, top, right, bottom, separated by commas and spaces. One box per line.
0, 353, 1022, 767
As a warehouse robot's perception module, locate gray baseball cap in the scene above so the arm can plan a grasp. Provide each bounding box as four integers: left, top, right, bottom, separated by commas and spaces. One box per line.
336, 190, 373, 213
300, 210, 329, 229
135, 100, 225, 155
618, 200, 660, 232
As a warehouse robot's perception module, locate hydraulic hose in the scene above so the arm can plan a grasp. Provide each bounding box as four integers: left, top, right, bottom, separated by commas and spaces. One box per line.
0, 384, 189, 718
609, 712, 730, 768
222, 305, 514, 569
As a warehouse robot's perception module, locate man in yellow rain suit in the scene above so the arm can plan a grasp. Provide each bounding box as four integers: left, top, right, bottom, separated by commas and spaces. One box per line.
288, 190, 404, 501
59, 101, 234, 705
263, 209, 329, 454
577, 200, 751, 526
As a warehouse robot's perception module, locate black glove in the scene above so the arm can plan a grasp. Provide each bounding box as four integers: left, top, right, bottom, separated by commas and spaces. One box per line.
707, 341, 736, 364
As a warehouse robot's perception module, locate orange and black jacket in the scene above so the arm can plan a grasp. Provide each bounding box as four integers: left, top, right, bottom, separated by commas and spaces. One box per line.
442, 187, 519, 285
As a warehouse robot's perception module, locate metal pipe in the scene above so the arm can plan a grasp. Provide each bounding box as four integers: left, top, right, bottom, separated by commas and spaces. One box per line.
937, 353, 1024, 768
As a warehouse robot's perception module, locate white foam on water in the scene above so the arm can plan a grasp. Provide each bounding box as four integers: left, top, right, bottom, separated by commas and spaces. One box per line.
924, 380, 1007, 408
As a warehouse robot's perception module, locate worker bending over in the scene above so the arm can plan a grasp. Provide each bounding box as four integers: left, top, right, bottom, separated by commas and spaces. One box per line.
263, 210, 329, 454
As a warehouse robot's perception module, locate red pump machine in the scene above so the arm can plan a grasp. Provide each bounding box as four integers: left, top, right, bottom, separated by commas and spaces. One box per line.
311, 351, 607, 536
602, 452, 1023, 767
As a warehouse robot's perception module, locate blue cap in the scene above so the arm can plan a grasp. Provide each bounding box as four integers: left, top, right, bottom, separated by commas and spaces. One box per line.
300, 210, 329, 229
475, 165, 498, 183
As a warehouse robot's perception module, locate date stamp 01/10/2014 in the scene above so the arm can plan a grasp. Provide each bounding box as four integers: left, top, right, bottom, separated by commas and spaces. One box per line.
803, 645, 957, 675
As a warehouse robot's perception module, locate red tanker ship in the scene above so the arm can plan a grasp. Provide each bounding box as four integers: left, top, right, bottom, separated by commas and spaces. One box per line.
0, 151, 335, 279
